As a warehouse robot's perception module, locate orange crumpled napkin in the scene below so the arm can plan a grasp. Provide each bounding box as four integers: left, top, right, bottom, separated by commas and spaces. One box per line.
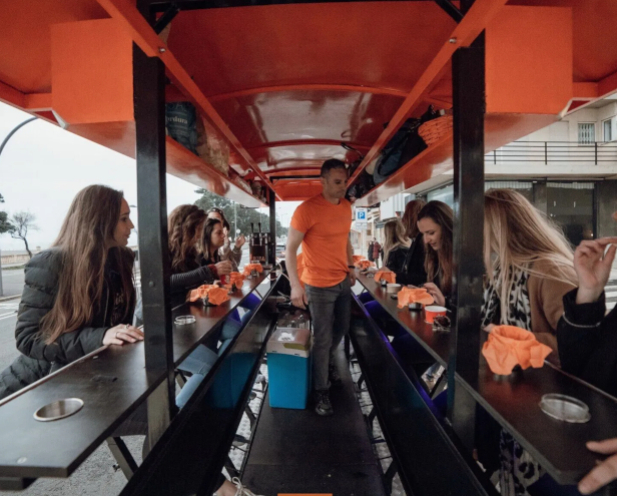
375, 271, 396, 284
355, 260, 375, 270
397, 287, 434, 308
188, 284, 231, 305
242, 263, 264, 277
482, 325, 552, 375
228, 272, 245, 289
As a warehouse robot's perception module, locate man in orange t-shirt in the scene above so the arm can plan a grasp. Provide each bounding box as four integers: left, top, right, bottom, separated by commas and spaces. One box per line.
286, 159, 355, 416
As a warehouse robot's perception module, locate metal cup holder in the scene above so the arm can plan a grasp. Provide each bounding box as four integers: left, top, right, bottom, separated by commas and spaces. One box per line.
174, 315, 196, 326
34, 398, 84, 422
539, 393, 591, 423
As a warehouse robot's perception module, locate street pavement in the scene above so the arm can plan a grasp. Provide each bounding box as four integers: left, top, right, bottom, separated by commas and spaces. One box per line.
0, 267, 25, 298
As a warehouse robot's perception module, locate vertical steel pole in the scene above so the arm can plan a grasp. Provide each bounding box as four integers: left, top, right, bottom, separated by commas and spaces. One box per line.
447, 8, 486, 450
134, 0, 177, 451
268, 189, 276, 266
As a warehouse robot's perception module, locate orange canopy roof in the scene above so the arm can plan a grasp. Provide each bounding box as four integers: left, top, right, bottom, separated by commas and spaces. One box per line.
1, 0, 616, 205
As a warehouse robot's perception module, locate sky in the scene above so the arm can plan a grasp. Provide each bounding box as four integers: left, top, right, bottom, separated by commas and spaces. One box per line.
0, 102, 298, 252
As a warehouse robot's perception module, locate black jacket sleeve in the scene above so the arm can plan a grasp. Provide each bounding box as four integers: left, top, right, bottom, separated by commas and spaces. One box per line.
15, 250, 65, 362
557, 288, 617, 396
398, 234, 428, 287
170, 265, 215, 294
15, 250, 109, 365
385, 247, 409, 277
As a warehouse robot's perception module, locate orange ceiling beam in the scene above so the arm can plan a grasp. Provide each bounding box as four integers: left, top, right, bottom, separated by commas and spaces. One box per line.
96, 0, 280, 200
598, 69, 617, 99
348, 0, 508, 185
572, 82, 598, 100
24, 93, 52, 111
0, 81, 25, 108
208, 84, 408, 102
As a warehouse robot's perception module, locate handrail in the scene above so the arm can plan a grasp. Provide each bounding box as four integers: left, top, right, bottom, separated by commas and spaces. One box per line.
486, 140, 617, 165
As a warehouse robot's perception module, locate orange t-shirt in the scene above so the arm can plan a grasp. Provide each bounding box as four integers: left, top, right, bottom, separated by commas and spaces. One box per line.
290, 195, 352, 288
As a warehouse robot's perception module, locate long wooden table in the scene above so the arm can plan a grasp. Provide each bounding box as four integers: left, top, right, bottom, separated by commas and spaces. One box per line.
0, 273, 272, 482
356, 270, 617, 485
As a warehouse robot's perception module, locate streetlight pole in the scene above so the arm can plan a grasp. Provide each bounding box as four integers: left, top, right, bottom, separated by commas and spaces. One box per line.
0, 116, 38, 297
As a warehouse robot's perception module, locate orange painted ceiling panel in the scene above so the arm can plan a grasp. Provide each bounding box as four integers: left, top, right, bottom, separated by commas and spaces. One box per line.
510, 0, 617, 82
167, 2, 456, 96
0, 0, 108, 94
211, 90, 404, 158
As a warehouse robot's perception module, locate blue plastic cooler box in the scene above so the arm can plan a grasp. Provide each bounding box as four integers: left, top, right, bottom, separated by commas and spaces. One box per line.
267, 327, 311, 409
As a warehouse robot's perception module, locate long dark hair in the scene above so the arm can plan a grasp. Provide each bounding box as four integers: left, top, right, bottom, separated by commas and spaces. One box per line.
42, 185, 135, 343
168, 205, 207, 274
418, 201, 453, 294
201, 218, 222, 264
402, 199, 426, 239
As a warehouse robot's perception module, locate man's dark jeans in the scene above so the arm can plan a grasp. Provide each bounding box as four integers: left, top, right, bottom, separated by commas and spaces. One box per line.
305, 276, 351, 391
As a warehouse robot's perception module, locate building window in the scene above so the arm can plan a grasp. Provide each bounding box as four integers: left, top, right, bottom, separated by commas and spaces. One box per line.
603, 119, 613, 142
578, 123, 595, 144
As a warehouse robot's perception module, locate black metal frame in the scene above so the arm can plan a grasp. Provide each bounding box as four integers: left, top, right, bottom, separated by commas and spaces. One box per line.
134, 0, 177, 450
119, 277, 281, 496
446, 0, 485, 447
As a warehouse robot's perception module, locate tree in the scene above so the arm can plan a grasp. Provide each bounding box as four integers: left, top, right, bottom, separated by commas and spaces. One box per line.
194, 189, 288, 238
0, 193, 13, 235
10, 211, 38, 259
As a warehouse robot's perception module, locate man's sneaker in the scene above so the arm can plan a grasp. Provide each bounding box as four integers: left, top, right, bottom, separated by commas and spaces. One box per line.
231, 477, 264, 496
329, 364, 342, 384
314, 390, 334, 416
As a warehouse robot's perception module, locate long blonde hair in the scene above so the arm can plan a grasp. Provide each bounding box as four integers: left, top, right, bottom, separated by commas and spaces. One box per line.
383, 219, 410, 265
42, 185, 135, 344
484, 189, 574, 323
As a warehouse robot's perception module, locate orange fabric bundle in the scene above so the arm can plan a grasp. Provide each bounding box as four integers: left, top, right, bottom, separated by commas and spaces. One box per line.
354, 260, 375, 270
482, 325, 552, 375
375, 271, 396, 284
229, 272, 245, 288
352, 255, 365, 264
242, 263, 264, 277
397, 287, 434, 308
188, 284, 231, 305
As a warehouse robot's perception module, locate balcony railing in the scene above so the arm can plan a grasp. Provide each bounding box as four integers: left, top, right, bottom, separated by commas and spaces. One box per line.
485, 141, 617, 165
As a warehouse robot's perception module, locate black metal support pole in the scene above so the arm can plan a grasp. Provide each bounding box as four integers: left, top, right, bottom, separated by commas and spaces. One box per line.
268, 189, 276, 267
134, 0, 177, 450
446, 26, 486, 451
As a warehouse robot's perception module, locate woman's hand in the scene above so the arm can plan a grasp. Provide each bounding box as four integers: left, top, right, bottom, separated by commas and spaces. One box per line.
578, 438, 617, 494
574, 237, 617, 304
215, 260, 233, 276
222, 228, 231, 249
234, 234, 246, 249
103, 324, 144, 346
424, 282, 446, 307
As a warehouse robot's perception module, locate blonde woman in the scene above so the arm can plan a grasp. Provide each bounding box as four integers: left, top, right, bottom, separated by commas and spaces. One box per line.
481, 189, 577, 496
382, 219, 411, 275
482, 189, 577, 355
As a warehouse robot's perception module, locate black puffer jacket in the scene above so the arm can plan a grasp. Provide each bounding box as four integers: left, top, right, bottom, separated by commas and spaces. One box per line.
0, 248, 135, 399
557, 288, 617, 397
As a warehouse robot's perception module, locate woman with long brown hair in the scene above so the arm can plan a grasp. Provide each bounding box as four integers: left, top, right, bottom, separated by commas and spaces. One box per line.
166, 206, 232, 307
206, 207, 246, 271
14, 185, 143, 372
417, 200, 453, 308
398, 199, 427, 286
